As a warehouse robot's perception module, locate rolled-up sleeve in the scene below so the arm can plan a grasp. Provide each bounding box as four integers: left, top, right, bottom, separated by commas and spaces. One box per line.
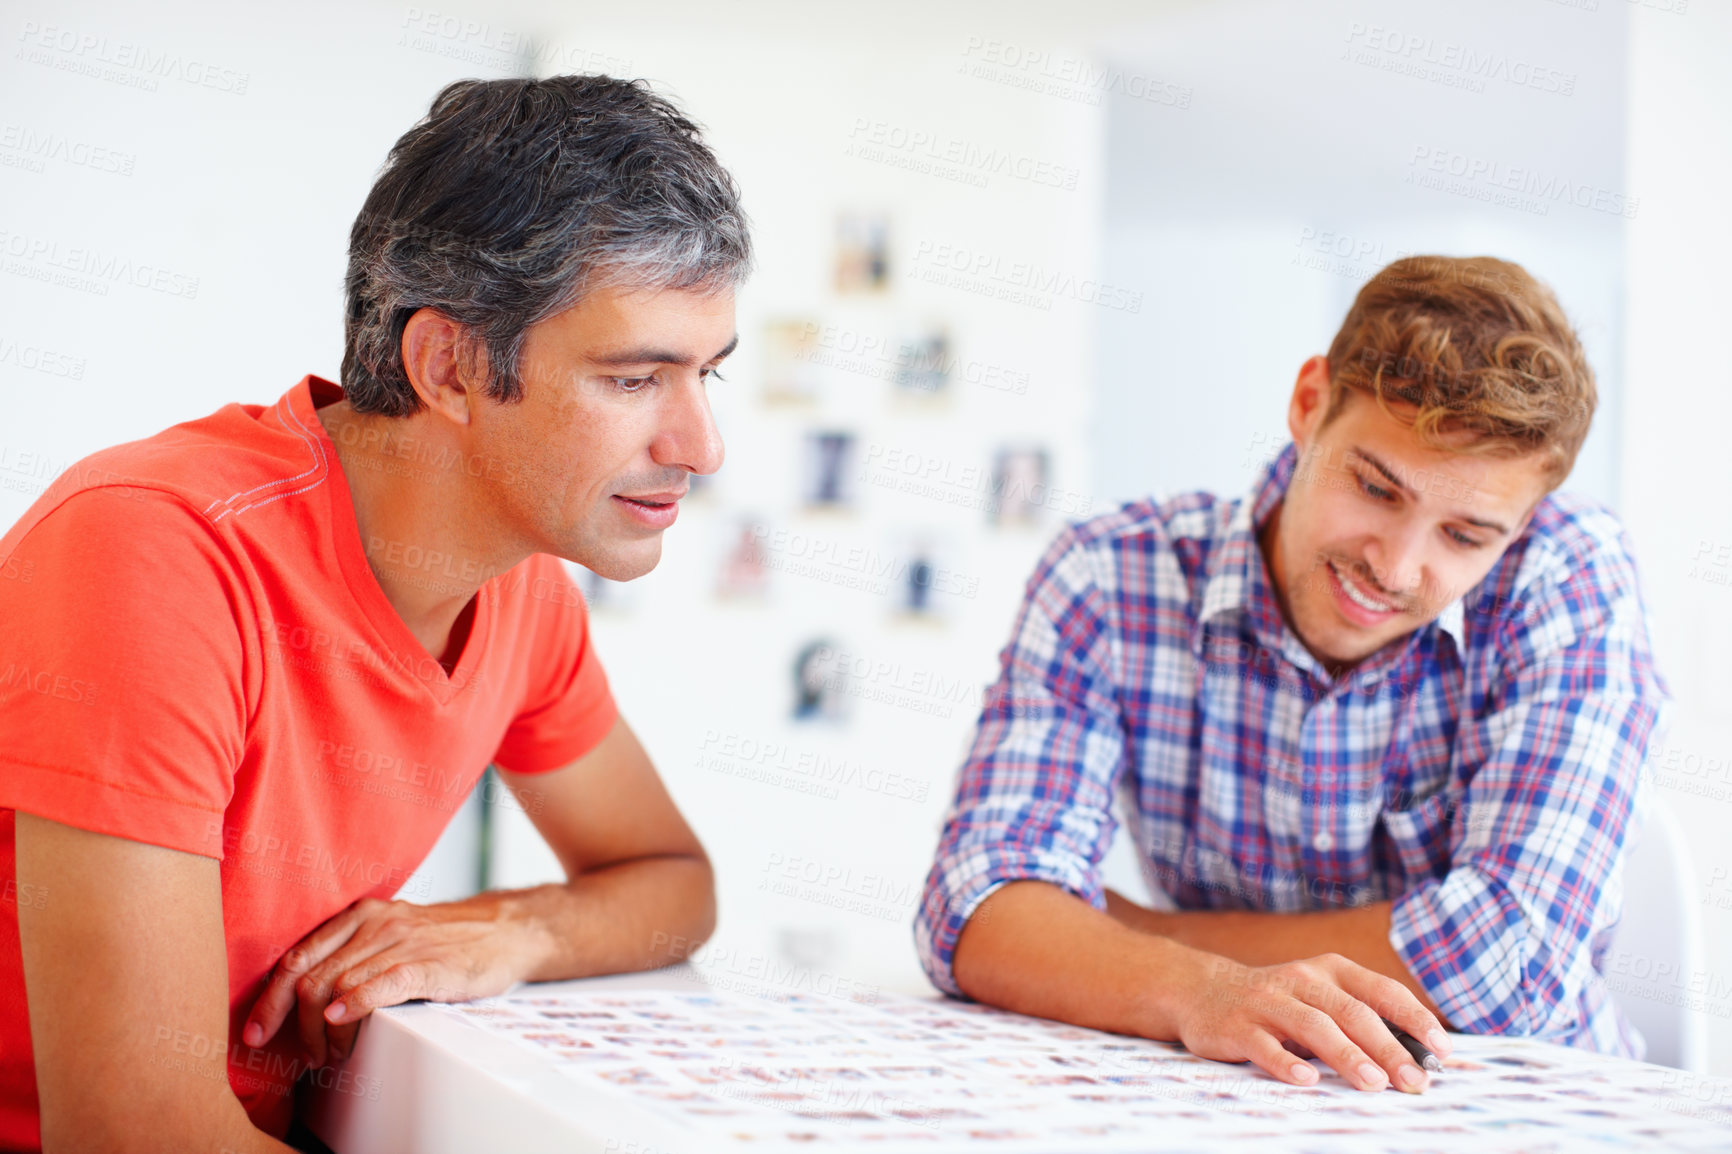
1389, 534, 1668, 1050
915, 527, 1129, 996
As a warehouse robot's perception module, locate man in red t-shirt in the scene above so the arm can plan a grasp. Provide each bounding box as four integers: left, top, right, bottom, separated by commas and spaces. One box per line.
0, 76, 748, 1153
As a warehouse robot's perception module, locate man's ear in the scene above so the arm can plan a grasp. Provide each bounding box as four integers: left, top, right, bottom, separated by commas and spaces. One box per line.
1287, 355, 1333, 449
400, 308, 484, 426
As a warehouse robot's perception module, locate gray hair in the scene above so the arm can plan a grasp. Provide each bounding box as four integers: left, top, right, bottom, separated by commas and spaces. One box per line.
342, 75, 752, 416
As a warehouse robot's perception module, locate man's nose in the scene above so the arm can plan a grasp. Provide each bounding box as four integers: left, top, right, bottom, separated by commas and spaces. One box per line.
651, 376, 725, 475
1365, 522, 1426, 597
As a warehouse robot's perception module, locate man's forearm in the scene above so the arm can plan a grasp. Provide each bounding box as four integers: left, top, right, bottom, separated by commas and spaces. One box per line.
474, 854, 716, 985
952, 880, 1206, 1040
1103, 890, 1451, 1024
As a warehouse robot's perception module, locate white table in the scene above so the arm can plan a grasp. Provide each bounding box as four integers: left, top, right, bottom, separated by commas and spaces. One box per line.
305, 965, 1732, 1153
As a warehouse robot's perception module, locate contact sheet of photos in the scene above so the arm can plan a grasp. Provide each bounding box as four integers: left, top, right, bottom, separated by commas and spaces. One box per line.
439, 988, 1732, 1152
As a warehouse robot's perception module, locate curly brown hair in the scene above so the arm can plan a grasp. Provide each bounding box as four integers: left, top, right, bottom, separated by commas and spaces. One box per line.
1323, 255, 1595, 487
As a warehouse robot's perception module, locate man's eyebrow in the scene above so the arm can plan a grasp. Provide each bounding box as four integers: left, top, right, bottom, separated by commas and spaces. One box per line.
1352, 447, 1411, 496
1458, 513, 1511, 535
1351, 446, 1511, 535
590, 333, 739, 368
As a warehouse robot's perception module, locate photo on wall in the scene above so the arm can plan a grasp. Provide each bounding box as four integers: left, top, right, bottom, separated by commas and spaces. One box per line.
988, 446, 1050, 528
802, 430, 857, 510
715, 517, 771, 600
834, 212, 891, 293
791, 638, 849, 723
761, 318, 823, 406
886, 530, 969, 624
891, 324, 952, 400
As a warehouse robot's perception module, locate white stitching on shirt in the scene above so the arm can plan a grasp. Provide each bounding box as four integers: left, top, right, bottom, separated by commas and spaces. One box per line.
204, 392, 327, 516
210, 398, 328, 523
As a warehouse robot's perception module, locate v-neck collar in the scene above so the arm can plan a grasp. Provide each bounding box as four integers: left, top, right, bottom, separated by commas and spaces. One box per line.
292, 375, 491, 707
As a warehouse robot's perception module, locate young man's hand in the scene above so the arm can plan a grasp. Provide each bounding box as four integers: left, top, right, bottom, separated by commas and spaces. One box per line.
241, 892, 543, 1066
1103, 887, 1455, 1029
952, 881, 1450, 1094
1166, 951, 1450, 1092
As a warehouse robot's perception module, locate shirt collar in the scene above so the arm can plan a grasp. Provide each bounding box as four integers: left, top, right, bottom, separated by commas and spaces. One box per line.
1195, 444, 1296, 651
1433, 596, 1466, 651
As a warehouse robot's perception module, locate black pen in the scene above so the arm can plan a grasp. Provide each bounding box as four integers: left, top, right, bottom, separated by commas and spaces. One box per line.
1381, 1017, 1444, 1075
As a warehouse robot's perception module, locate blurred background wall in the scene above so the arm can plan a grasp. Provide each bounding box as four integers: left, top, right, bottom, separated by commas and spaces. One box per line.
3, 0, 1729, 1072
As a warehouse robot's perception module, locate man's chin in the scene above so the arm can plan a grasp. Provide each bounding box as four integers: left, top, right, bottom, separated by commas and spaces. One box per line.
1316, 620, 1418, 670
563, 539, 662, 583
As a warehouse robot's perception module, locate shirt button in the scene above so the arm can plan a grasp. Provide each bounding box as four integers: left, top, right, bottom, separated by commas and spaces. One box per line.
1312, 832, 1335, 852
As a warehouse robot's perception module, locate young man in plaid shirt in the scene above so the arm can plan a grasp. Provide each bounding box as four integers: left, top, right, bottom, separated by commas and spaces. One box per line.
918, 256, 1667, 1094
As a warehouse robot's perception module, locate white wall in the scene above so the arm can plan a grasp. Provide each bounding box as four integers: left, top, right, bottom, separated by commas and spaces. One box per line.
1624, 0, 1732, 1077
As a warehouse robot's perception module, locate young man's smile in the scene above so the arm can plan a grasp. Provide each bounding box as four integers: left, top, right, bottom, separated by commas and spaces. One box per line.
1324, 557, 1405, 625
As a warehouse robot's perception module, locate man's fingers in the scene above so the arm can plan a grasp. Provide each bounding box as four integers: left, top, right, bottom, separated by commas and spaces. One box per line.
243, 921, 358, 1049
1243, 1031, 1320, 1087
330, 953, 426, 1025
1330, 961, 1452, 1060
1180, 952, 1450, 1096
333, 962, 429, 1023
1274, 999, 1387, 1092
333, 953, 402, 1009
1302, 978, 1426, 1092
242, 948, 308, 1049
295, 935, 394, 1065
295, 967, 341, 1068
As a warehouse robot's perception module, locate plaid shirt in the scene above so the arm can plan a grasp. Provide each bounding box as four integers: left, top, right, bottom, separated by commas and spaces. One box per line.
917, 443, 1668, 1057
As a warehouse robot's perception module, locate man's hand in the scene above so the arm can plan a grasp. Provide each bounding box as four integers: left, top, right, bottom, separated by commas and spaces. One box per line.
1103, 887, 1454, 1027
1166, 951, 1450, 1092
242, 892, 541, 1067
245, 717, 714, 1067
953, 881, 1449, 1094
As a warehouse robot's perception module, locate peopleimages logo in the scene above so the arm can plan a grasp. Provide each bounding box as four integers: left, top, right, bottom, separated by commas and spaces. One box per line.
0, 332, 86, 379
748, 523, 980, 600
1343, 22, 1577, 96
1405, 146, 1638, 219
845, 118, 1081, 191
907, 239, 1143, 313
0, 123, 136, 176
14, 21, 250, 95
396, 7, 632, 73
792, 322, 1031, 395
0, 227, 200, 298
859, 443, 1093, 518
957, 36, 1193, 109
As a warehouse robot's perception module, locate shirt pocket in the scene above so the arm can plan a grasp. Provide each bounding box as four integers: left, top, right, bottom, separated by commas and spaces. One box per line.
1376, 788, 1459, 885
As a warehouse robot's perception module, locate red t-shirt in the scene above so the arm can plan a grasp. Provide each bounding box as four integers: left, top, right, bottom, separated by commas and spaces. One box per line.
0, 375, 618, 1147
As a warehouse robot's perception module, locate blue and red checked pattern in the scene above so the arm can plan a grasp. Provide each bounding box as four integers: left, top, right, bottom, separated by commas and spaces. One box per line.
916, 443, 1669, 1057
